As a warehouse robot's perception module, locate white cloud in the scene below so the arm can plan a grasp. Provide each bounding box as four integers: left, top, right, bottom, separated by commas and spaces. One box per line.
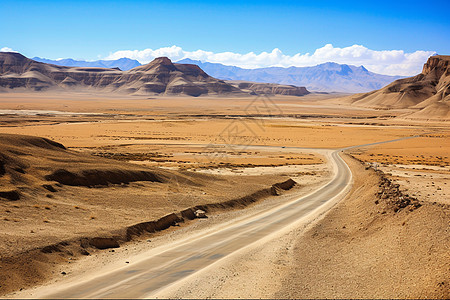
105, 44, 435, 76
0, 47, 17, 52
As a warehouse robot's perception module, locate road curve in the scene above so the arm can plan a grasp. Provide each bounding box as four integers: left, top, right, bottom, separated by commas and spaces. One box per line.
39, 149, 350, 299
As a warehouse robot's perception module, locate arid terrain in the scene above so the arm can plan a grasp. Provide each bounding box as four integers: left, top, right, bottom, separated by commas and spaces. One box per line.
0, 52, 308, 96
0, 55, 449, 298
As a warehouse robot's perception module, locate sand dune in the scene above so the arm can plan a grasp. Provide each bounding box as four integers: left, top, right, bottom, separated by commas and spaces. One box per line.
0, 52, 309, 97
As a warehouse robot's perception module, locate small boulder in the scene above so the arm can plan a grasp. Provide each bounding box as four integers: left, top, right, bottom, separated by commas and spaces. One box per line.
194, 209, 207, 218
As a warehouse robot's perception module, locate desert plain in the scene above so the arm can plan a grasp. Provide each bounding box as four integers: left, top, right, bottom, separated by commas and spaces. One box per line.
0, 88, 448, 299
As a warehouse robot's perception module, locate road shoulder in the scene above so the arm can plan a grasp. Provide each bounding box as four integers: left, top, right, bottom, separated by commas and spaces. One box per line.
277, 154, 449, 299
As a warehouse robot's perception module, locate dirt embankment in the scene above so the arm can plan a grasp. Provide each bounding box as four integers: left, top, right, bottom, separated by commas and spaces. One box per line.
0, 174, 295, 296
277, 154, 449, 299
0, 133, 307, 296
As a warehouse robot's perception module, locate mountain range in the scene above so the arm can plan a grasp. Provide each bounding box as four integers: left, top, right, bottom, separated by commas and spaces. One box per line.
32, 57, 141, 71
1, 52, 447, 118
0, 53, 308, 97
177, 59, 403, 93
29, 56, 403, 93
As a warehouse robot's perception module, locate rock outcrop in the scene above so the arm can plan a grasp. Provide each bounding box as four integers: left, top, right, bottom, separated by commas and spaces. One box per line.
422, 55, 450, 76
227, 80, 309, 96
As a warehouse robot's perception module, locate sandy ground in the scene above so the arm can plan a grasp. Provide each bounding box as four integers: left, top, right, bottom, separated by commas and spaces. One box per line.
377, 164, 449, 205
277, 155, 449, 299
0, 117, 432, 150
349, 130, 450, 205
152, 155, 449, 299
0, 132, 331, 296
7, 152, 334, 298
1, 91, 449, 298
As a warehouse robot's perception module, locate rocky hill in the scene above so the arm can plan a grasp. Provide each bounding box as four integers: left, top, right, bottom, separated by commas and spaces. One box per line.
342, 55, 450, 119
0, 53, 309, 97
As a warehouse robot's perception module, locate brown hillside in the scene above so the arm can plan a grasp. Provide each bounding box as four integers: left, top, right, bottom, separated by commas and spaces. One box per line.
0, 133, 297, 295
0, 52, 309, 97
0, 133, 172, 200
340, 55, 450, 119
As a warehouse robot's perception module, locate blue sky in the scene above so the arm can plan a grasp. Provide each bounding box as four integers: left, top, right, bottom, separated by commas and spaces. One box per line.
1, 0, 449, 75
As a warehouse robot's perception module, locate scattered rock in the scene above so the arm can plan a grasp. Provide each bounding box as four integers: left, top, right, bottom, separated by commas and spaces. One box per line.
194, 209, 207, 218
376, 175, 421, 212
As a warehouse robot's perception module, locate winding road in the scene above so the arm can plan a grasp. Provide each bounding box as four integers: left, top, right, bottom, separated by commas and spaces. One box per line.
40, 136, 422, 298
39, 148, 348, 298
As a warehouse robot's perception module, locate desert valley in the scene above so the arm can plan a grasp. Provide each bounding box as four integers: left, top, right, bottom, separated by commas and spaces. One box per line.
0, 48, 449, 299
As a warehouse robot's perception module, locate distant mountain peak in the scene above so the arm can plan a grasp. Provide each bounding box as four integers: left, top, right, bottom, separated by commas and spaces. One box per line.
175, 59, 403, 92
178, 58, 200, 64
31, 56, 142, 71
359, 65, 368, 72
152, 57, 173, 65
131, 57, 178, 73
318, 62, 341, 68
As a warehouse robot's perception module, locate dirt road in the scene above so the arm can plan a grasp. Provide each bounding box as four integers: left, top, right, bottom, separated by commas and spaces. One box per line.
28, 148, 347, 298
